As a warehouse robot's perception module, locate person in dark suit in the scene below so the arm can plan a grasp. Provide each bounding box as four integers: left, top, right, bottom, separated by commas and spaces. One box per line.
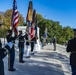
18, 30, 25, 63
6, 30, 16, 71
53, 37, 57, 51
0, 42, 13, 75
66, 29, 76, 75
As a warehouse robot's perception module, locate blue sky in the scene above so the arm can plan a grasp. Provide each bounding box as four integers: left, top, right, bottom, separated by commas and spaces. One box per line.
0, 0, 76, 28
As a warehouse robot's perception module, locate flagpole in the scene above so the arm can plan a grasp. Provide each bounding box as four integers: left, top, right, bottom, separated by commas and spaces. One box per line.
37, 15, 47, 24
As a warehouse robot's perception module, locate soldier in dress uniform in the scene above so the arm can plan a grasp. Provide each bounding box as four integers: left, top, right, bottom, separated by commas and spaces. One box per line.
0, 42, 13, 75
33, 34, 38, 53
25, 31, 30, 58
30, 25, 35, 54
6, 30, 16, 71
66, 29, 76, 75
18, 30, 25, 63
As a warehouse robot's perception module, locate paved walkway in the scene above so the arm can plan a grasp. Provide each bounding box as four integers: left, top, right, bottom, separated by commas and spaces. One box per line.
3, 43, 71, 75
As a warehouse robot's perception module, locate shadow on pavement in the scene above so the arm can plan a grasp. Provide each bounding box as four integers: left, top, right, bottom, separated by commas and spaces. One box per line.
4, 50, 65, 75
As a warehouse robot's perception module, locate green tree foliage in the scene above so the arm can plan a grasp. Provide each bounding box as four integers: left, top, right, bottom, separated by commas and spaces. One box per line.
37, 14, 74, 44
0, 11, 74, 44
0, 9, 24, 37
62, 26, 74, 40
37, 14, 47, 37
0, 28, 7, 38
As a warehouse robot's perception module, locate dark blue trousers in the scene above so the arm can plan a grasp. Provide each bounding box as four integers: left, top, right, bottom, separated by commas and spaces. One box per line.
19, 47, 24, 61
0, 60, 4, 75
8, 47, 15, 69
31, 42, 34, 52
71, 65, 76, 75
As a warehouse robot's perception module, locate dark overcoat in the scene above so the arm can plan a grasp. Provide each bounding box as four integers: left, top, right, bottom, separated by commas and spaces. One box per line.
66, 37, 76, 67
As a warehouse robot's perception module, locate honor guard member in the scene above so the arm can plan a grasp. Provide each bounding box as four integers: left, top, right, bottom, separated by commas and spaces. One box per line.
25, 31, 30, 58
66, 29, 76, 75
30, 27, 35, 54
6, 30, 16, 71
0, 42, 13, 75
34, 34, 38, 51
18, 30, 25, 63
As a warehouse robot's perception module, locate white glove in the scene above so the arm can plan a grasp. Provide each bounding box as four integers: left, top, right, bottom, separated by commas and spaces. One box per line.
7, 42, 13, 49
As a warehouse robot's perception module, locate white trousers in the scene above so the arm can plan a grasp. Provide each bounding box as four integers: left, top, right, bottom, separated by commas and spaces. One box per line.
26, 45, 30, 56
34, 44, 37, 51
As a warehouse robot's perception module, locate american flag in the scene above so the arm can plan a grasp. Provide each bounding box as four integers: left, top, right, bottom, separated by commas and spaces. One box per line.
11, 0, 19, 35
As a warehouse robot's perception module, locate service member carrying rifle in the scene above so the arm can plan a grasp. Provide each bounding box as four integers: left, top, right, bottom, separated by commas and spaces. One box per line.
0, 42, 14, 75
6, 30, 17, 71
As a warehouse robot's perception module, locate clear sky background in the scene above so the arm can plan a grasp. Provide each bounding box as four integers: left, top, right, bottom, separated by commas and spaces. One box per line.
0, 0, 76, 28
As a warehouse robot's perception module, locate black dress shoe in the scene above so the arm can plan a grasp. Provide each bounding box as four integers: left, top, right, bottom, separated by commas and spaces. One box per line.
26, 56, 30, 58
8, 68, 16, 71
31, 52, 35, 55
19, 60, 25, 63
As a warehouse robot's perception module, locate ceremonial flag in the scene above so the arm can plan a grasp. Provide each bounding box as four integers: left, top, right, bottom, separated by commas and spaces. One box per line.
11, 0, 19, 35
32, 9, 36, 23
31, 27, 35, 39
26, 1, 33, 22
32, 9, 37, 36
26, 1, 33, 40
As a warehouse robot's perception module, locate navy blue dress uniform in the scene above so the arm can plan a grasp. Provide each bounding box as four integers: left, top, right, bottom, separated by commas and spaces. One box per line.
66, 29, 76, 75
6, 30, 16, 71
18, 31, 25, 63
0, 42, 13, 75
31, 37, 35, 52
30, 35, 38, 54
25, 33, 30, 45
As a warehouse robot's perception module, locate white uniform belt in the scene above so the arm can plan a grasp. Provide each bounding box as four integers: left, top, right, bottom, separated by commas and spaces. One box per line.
26, 40, 34, 42
31, 41, 34, 42
26, 40, 29, 42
